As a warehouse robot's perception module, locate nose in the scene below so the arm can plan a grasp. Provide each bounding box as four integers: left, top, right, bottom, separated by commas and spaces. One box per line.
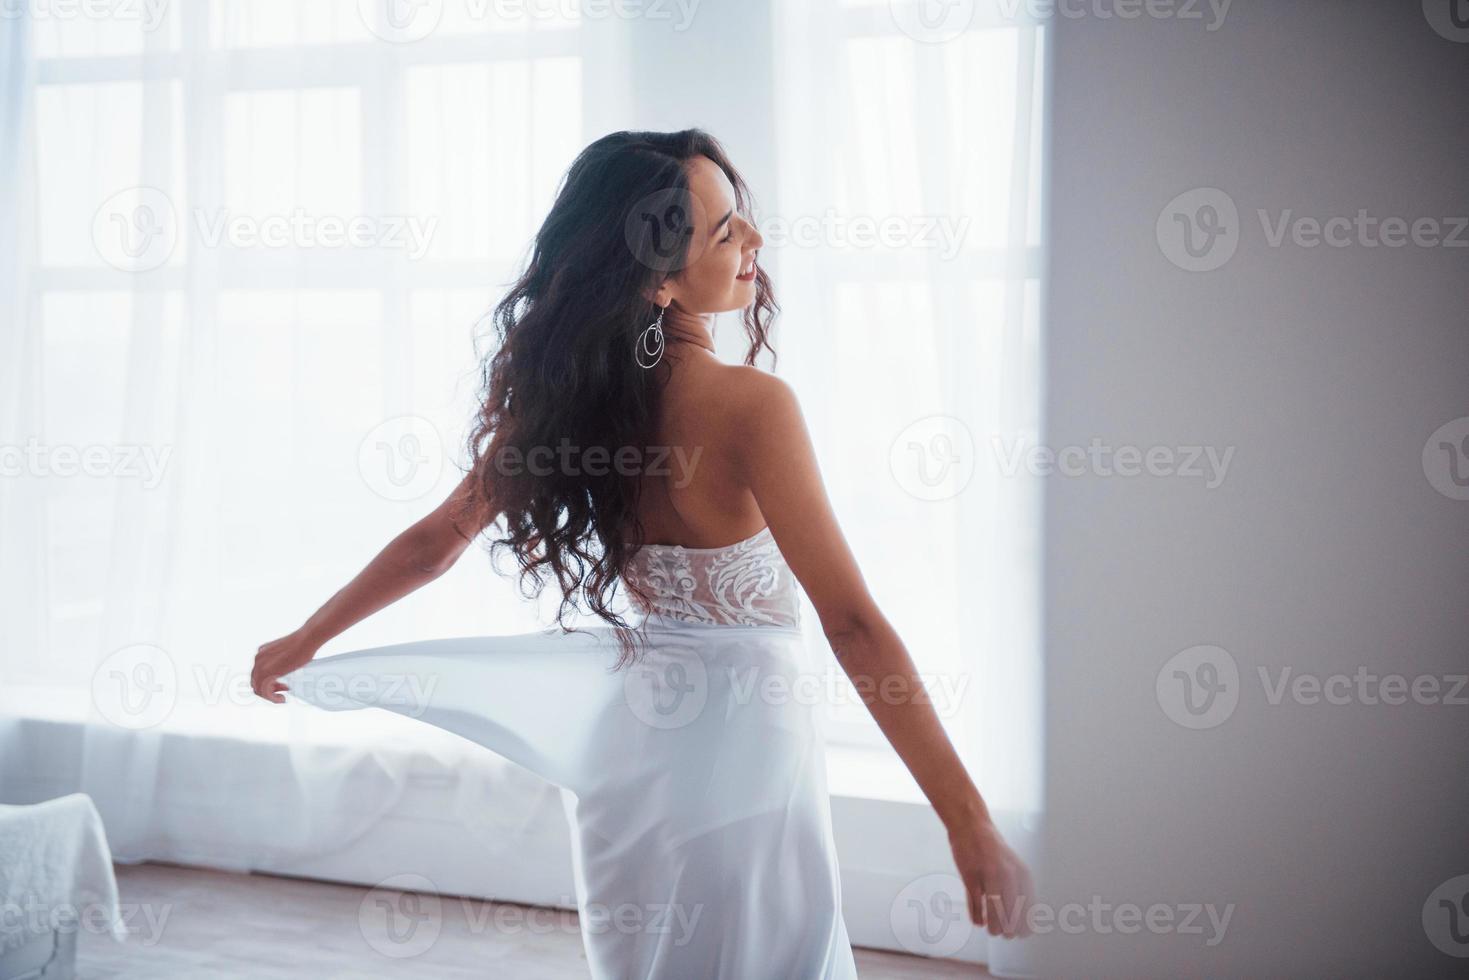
747, 220, 764, 250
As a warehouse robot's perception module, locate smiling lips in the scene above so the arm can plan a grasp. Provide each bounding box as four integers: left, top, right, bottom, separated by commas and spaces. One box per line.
736, 256, 757, 281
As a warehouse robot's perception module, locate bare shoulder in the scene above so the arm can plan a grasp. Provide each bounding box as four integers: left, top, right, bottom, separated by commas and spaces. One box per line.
694, 363, 810, 479
705, 362, 801, 423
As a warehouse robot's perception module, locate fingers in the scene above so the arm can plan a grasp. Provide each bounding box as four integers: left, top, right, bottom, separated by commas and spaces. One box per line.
253, 669, 276, 703
966, 881, 984, 930
984, 892, 1006, 937
1016, 866, 1036, 938
973, 868, 1033, 939
969, 887, 1002, 937
955, 830, 1036, 940
255, 675, 288, 704
1002, 881, 1030, 939
251, 646, 289, 704
250, 659, 268, 702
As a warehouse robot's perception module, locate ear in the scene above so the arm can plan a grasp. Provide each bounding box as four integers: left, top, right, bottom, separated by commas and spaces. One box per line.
648, 279, 675, 309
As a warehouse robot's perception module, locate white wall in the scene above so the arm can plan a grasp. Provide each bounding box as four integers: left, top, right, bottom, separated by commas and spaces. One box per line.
1041, 1, 1469, 975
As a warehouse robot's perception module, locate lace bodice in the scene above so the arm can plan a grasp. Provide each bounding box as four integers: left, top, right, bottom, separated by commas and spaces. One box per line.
623, 525, 802, 628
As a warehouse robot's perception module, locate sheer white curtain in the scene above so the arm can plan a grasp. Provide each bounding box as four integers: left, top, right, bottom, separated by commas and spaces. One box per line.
0, 0, 626, 866
1, 0, 1043, 915
771, 0, 1046, 821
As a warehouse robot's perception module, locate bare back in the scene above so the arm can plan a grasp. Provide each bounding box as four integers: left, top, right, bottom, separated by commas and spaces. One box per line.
631, 347, 767, 549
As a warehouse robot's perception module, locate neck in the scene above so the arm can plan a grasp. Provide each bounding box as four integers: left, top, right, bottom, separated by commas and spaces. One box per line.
661, 306, 717, 355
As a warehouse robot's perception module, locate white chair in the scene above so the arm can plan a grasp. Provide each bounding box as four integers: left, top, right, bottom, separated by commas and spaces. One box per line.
0, 794, 126, 980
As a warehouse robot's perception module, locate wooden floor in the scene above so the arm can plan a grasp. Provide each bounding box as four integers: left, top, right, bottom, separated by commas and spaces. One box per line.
76, 862, 994, 979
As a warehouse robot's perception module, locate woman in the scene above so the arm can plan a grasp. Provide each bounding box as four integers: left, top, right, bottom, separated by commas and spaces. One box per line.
251, 129, 1033, 978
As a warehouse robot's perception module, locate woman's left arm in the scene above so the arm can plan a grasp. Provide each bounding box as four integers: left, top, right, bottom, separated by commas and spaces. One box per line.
732, 369, 1035, 940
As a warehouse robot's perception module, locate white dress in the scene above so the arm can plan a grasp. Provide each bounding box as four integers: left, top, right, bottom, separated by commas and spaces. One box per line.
283, 525, 860, 979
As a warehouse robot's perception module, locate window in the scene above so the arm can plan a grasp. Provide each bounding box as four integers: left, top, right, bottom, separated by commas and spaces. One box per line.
7, 0, 1043, 815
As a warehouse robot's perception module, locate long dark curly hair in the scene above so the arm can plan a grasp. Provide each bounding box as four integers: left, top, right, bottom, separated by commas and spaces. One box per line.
456, 129, 779, 667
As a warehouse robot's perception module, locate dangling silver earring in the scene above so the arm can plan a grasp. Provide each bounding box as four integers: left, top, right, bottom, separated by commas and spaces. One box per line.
635, 304, 667, 369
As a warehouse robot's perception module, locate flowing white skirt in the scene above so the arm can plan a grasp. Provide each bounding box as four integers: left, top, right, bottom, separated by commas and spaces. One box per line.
282, 619, 859, 980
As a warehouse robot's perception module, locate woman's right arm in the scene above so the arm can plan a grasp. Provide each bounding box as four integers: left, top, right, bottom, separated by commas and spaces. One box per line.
250, 473, 496, 703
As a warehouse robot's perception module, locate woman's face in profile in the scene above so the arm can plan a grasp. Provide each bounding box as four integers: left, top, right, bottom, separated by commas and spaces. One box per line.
661, 154, 764, 315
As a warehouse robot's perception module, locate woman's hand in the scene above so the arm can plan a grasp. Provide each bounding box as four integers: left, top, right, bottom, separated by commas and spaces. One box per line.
948, 817, 1036, 939
251, 630, 319, 704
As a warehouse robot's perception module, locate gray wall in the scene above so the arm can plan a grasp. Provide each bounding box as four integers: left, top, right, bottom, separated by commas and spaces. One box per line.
1041, 1, 1469, 976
